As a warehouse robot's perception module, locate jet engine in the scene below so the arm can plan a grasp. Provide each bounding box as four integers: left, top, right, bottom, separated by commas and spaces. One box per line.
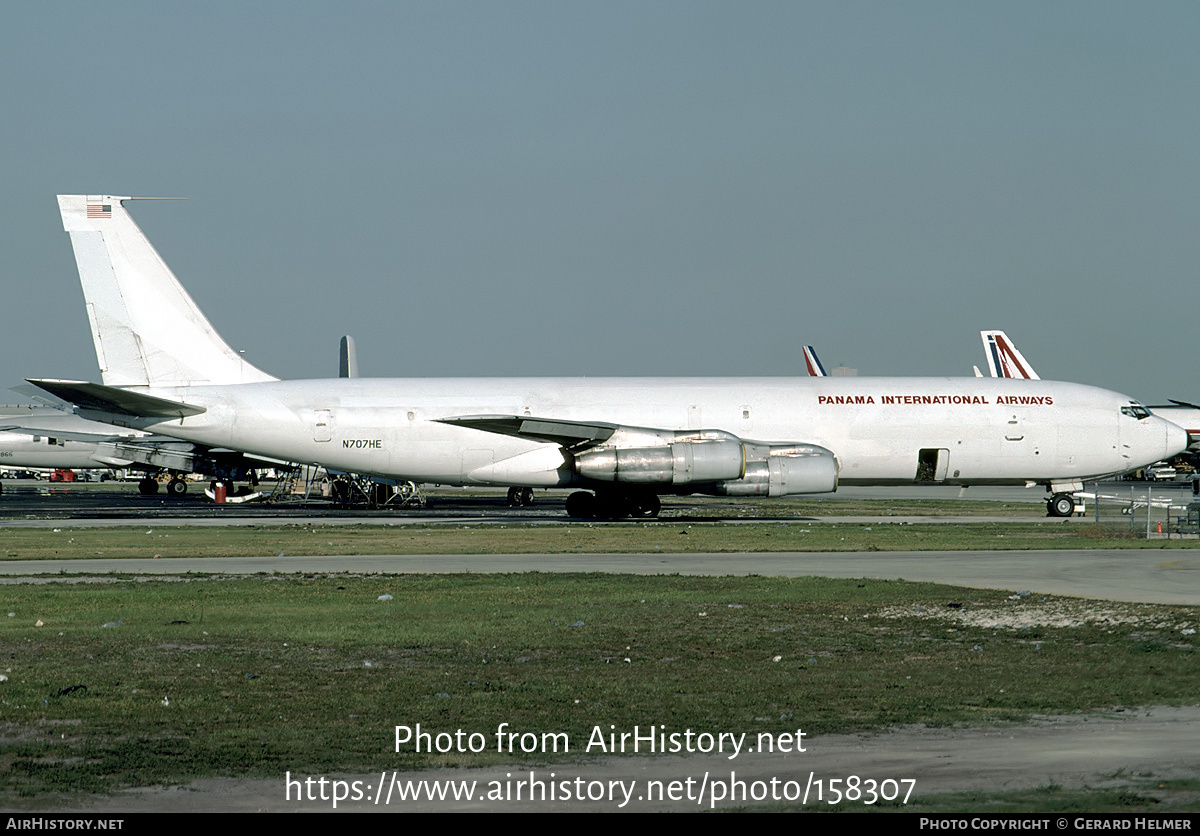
570, 427, 838, 496
709, 443, 838, 496
573, 430, 746, 485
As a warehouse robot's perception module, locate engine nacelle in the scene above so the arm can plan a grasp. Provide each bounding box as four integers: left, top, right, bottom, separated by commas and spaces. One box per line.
709, 443, 838, 496
574, 432, 746, 485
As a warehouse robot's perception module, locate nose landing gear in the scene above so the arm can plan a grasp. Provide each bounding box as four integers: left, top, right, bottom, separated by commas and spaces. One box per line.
1047, 492, 1075, 517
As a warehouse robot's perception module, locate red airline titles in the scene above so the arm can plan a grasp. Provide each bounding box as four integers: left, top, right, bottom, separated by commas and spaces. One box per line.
816, 395, 1054, 406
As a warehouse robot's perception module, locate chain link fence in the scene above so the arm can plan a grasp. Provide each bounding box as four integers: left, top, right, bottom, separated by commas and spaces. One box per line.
1087, 480, 1200, 539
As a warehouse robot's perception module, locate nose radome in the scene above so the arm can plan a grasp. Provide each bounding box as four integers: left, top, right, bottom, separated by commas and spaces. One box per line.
1163, 418, 1189, 459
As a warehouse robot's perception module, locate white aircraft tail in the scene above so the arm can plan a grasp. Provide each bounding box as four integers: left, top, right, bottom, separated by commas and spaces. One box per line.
980, 330, 1039, 380
57, 195, 277, 387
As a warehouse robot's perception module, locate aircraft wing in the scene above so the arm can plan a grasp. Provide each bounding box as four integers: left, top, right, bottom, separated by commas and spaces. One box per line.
7, 384, 74, 409
26, 379, 206, 418
434, 415, 618, 449
437, 413, 839, 495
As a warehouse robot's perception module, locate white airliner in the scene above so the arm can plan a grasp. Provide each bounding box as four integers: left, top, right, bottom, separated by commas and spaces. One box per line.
0, 401, 276, 496
0, 405, 131, 486
29, 195, 1187, 519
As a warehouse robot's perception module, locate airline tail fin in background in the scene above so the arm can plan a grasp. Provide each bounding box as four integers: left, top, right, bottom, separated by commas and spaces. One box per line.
980, 330, 1039, 380
57, 195, 277, 388
339, 335, 358, 379
802, 345, 828, 377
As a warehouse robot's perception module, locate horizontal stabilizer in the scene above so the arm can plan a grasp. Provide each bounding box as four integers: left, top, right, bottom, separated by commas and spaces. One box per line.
435, 415, 618, 448
26, 379, 206, 419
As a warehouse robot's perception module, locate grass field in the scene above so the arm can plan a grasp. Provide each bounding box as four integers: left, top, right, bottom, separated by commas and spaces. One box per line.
1, 572, 1195, 809
1, 495, 1196, 811
3, 517, 1198, 562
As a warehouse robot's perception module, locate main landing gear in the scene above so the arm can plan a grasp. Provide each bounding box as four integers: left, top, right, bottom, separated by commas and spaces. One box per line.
565, 490, 661, 519
1047, 492, 1075, 517
506, 487, 535, 507
137, 474, 191, 497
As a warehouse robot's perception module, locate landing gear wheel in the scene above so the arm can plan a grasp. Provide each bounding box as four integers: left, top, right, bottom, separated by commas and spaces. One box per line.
593, 493, 632, 520
370, 483, 391, 505
565, 491, 596, 518
138, 477, 160, 496
331, 479, 350, 506
167, 478, 188, 497
629, 494, 661, 518
1048, 493, 1075, 517
507, 487, 537, 507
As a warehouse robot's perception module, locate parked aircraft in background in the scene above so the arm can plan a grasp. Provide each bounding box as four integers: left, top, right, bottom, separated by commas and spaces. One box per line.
31, 195, 1187, 519
980, 330, 1040, 380
1152, 401, 1200, 449
0, 405, 129, 491
0, 400, 266, 496
802, 346, 827, 377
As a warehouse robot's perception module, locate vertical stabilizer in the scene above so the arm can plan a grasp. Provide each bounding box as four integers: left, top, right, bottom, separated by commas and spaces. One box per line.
801, 345, 828, 377
57, 195, 277, 387
339, 335, 359, 378
980, 330, 1040, 380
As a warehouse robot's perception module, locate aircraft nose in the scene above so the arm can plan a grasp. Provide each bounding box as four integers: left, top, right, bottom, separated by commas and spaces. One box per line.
1163, 418, 1189, 459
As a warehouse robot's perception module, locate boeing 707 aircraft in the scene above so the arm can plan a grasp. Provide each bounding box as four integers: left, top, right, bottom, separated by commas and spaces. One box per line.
30, 195, 1187, 518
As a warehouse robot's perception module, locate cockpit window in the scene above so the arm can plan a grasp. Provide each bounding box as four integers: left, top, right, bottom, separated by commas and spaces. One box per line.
1121, 404, 1152, 420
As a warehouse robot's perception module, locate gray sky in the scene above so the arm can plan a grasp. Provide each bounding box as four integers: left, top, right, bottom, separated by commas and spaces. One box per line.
3, 1, 1198, 402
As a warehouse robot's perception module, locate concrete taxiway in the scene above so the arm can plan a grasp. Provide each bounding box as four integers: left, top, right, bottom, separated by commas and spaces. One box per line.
2, 550, 1197, 605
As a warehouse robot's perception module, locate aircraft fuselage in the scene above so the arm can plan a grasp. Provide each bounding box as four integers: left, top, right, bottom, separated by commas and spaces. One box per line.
89, 375, 1185, 490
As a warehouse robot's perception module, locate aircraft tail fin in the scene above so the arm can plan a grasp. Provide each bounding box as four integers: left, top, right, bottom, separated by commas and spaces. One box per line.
980, 330, 1039, 380
57, 195, 277, 387
339, 335, 358, 378
802, 346, 828, 377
